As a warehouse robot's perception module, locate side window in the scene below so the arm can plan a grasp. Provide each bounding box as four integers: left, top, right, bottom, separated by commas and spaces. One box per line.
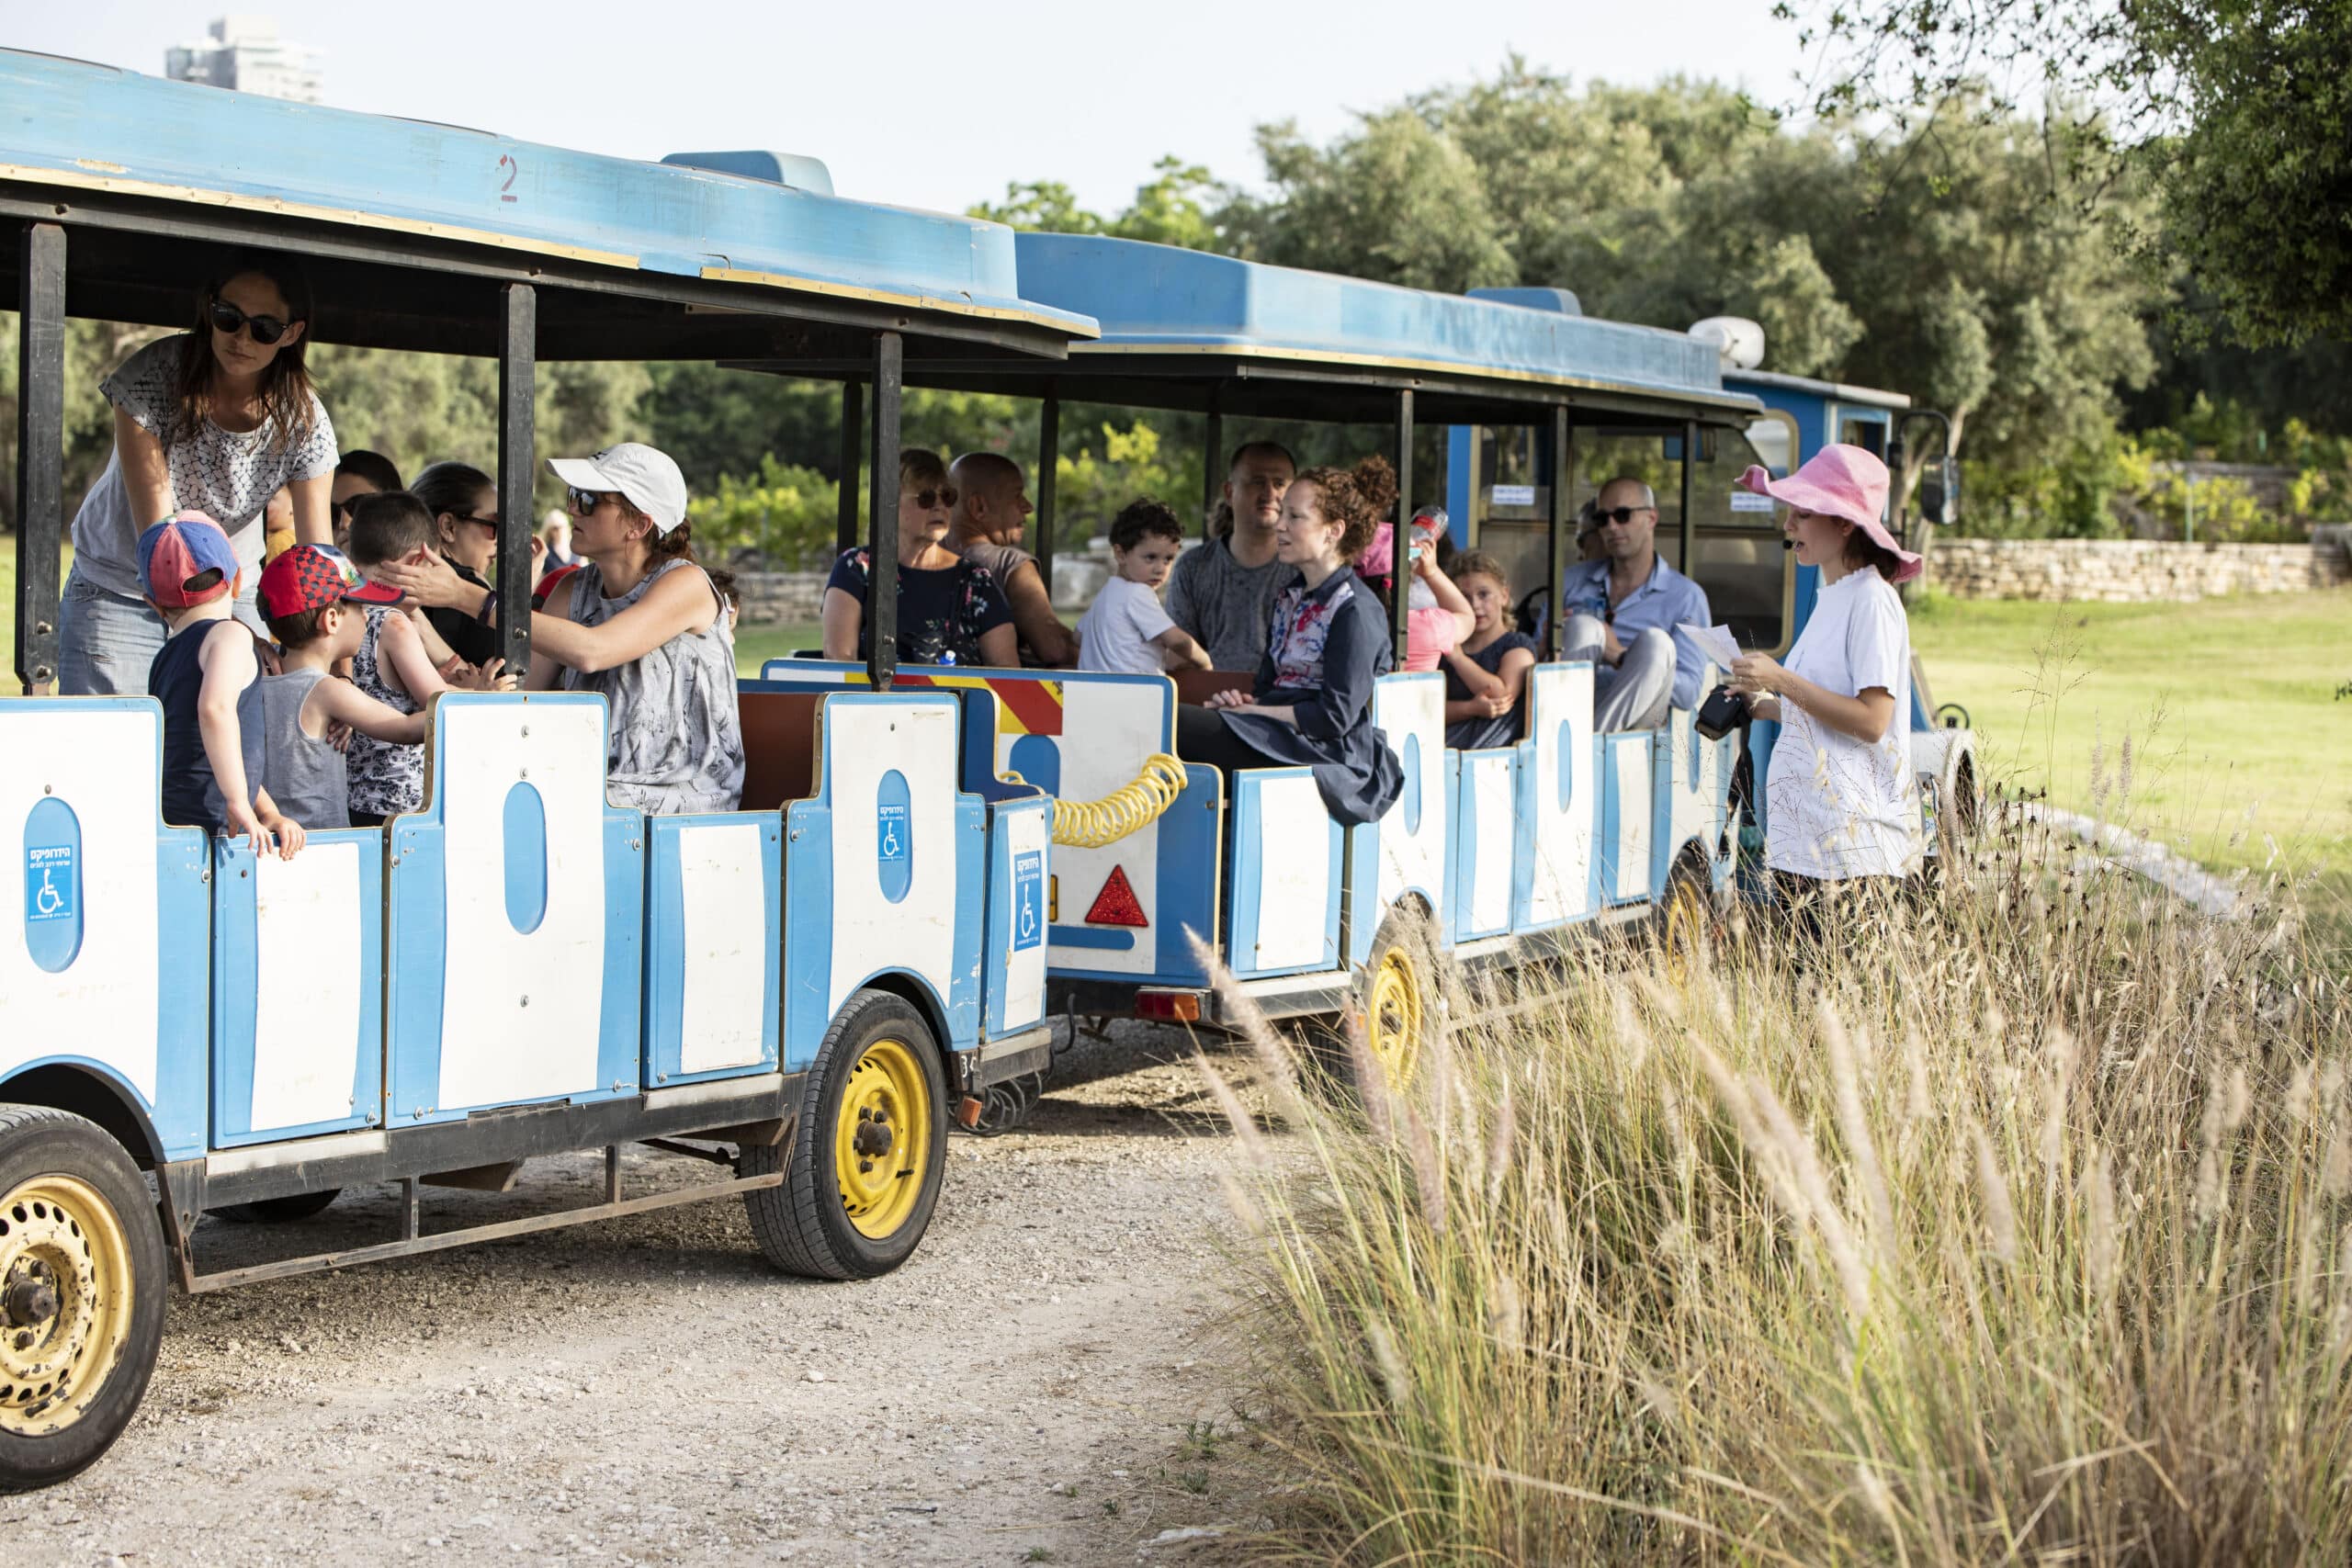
1683, 422, 1794, 655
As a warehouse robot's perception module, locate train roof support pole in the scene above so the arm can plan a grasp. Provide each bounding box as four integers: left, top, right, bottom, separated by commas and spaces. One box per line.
1391, 387, 1414, 663
1546, 406, 1570, 662
866, 330, 903, 692
1679, 418, 1698, 573
1200, 399, 1224, 543
14, 222, 64, 695
835, 379, 864, 557
1035, 387, 1059, 604
494, 282, 537, 677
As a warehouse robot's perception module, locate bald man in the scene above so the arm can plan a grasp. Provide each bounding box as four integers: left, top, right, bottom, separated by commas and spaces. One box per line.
1555, 475, 1711, 730
948, 452, 1075, 668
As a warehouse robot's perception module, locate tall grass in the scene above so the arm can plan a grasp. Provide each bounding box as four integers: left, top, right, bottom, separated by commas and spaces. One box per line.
1201, 804, 2352, 1563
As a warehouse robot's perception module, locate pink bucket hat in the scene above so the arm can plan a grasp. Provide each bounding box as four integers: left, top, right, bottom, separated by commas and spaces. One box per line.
1737, 444, 1922, 583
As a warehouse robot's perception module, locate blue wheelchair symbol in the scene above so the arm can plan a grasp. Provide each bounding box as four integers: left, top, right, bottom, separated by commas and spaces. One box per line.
876, 803, 910, 863
24, 846, 74, 924
1011, 851, 1044, 952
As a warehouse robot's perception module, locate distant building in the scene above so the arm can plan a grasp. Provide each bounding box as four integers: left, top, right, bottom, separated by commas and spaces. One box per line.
164, 15, 322, 103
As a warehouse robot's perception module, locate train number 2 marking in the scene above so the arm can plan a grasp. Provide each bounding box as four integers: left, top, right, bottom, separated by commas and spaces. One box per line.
497, 154, 518, 203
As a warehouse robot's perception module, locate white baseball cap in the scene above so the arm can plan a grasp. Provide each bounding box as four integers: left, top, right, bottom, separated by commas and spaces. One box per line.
546, 443, 689, 535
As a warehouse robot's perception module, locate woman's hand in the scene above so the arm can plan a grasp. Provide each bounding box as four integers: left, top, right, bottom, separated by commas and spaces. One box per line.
371, 551, 477, 613
1729, 651, 1786, 697
1204, 687, 1251, 710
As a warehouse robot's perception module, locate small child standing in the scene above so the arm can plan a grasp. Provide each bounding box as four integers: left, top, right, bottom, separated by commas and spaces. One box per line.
254, 544, 437, 830
1077, 501, 1213, 675
140, 512, 304, 857
340, 491, 469, 826
1441, 550, 1540, 750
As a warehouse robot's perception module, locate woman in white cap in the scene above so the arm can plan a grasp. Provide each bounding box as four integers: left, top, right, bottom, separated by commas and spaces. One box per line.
1724, 444, 1923, 909
375, 443, 744, 814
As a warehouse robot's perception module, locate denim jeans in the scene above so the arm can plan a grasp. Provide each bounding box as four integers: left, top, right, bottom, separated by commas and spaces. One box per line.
56, 565, 266, 696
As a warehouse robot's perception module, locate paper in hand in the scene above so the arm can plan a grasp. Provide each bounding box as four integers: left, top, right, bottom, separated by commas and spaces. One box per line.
1676, 621, 1743, 672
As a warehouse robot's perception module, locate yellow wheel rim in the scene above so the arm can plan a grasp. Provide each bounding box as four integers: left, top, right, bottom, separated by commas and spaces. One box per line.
1367, 944, 1426, 1094
0, 1175, 134, 1437
833, 1038, 933, 1241
1664, 876, 1710, 980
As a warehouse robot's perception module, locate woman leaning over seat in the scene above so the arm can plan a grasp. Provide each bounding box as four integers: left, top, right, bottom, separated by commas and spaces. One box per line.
821, 448, 1017, 668
1174, 465, 1404, 827
1724, 444, 1922, 911
374, 444, 745, 815
61, 253, 338, 693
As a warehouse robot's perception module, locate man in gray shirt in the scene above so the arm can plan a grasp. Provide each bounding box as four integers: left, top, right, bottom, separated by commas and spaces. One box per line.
1164, 441, 1300, 671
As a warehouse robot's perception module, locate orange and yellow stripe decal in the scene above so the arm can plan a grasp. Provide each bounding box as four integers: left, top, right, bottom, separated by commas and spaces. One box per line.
889, 673, 1066, 737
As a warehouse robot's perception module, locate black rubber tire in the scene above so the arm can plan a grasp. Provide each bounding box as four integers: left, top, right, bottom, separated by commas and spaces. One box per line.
208, 1189, 341, 1225
0, 1104, 167, 1493
741, 990, 948, 1280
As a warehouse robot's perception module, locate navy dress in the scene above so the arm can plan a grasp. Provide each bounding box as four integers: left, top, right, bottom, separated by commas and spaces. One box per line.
1443, 629, 1539, 750
1195, 568, 1404, 827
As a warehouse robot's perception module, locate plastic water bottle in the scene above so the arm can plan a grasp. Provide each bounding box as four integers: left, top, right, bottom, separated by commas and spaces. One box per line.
939, 649, 958, 667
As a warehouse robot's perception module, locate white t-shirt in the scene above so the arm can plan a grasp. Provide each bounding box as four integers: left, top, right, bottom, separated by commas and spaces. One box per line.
1765, 568, 1921, 879
1076, 576, 1178, 675
70, 334, 339, 602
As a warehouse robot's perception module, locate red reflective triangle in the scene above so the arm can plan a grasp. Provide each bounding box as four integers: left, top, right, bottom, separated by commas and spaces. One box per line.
1084, 864, 1148, 928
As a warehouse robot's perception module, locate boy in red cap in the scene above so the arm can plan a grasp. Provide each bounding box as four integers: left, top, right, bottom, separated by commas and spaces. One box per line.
254, 543, 444, 833
140, 512, 303, 857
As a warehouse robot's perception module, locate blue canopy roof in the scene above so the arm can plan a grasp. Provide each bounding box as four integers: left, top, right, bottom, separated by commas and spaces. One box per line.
1011, 234, 1757, 415
0, 50, 1093, 344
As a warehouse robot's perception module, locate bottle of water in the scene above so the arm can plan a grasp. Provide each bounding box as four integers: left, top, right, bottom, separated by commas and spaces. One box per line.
939, 649, 957, 667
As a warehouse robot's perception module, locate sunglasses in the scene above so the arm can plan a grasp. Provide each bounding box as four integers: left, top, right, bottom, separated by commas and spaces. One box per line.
207, 299, 292, 346
1594, 504, 1656, 525
908, 486, 958, 511
567, 486, 620, 517
452, 513, 503, 533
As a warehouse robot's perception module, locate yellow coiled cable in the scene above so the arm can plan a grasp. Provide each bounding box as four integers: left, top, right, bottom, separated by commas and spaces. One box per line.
1002, 751, 1190, 849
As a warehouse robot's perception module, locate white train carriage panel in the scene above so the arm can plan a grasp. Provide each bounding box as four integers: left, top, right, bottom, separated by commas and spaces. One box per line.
1227, 769, 1343, 978
782, 692, 984, 1060
1600, 732, 1656, 905
645, 813, 782, 1087
1346, 673, 1447, 964
0, 699, 209, 1158
1652, 700, 1739, 892
387, 694, 642, 1124
1514, 662, 1598, 931
1449, 748, 1518, 942
212, 831, 382, 1146
985, 798, 1052, 1037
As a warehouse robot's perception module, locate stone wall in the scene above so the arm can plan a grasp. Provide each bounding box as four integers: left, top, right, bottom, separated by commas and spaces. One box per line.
1928, 533, 2352, 603
730, 571, 830, 624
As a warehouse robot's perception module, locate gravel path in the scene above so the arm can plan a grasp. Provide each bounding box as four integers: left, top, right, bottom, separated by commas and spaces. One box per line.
24, 1024, 1279, 1566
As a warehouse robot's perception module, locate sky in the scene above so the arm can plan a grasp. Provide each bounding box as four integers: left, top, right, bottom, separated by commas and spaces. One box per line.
8, 1, 1819, 217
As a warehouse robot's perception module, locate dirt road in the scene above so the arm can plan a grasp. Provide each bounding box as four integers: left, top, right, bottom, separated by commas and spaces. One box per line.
23, 1025, 1277, 1566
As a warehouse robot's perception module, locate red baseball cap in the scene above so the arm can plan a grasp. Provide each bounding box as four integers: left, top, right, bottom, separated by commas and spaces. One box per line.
137, 511, 241, 608
257, 544, 403, 620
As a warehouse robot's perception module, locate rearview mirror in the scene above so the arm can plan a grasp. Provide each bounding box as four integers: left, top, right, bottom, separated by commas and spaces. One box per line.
1919, 456, 1962, 526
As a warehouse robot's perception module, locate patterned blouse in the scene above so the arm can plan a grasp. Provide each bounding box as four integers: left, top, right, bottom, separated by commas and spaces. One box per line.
825, 547, 1012, 666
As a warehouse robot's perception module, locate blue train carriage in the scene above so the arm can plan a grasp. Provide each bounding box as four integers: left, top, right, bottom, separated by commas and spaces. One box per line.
737, 234, 1758, 1085
0, 48, 1087, 1487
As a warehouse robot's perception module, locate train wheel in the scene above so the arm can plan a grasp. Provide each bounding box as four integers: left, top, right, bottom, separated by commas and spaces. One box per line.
1659, 862, 1713, 980
1360, 911, 1434, 1097
0, 1106, 166, 1492
742, 991, 947, 1280
209, 1189, 341, 1225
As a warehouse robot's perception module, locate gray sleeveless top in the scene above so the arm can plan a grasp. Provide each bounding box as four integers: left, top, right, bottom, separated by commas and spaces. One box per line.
563, 558, 745, 815
258, 666, 349, 830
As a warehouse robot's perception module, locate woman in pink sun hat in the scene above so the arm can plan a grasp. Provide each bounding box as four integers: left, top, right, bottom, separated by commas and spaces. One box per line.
1725, 443, 1923, 897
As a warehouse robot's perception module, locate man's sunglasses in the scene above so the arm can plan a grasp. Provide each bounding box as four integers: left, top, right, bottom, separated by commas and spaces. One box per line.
910, 486, 958, 511
206, 299, 293, 346
1593, 504, 1656, 525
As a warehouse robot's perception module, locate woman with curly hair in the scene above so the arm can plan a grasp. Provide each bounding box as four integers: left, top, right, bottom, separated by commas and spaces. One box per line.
1175, 462, 1404, 827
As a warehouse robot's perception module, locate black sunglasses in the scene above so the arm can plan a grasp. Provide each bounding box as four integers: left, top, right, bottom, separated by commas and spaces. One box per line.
909, 486, 958, 511
451, 512, 503, 532
567, 486, 620, 516
1594, 504, 1656, 525
207, 299, 292, 346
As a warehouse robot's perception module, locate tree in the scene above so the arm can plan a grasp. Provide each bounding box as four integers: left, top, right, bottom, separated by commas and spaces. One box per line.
969, 158, 1238, 254
1783, 0, 2352, 346
1238, 109, 1514, 291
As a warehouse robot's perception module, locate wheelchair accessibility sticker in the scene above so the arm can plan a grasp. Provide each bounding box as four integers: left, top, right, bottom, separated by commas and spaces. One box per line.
1012, 850, 1044, 952
25, 844, 74, 923
876, 804, 909, 863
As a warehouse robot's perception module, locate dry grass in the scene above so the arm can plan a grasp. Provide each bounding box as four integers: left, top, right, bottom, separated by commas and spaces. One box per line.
1200, 805, 2352, 1564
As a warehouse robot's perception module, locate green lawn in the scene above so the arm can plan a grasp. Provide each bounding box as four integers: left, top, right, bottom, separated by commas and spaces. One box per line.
732, 619, 822, 677
1910, 588, 2352, 898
